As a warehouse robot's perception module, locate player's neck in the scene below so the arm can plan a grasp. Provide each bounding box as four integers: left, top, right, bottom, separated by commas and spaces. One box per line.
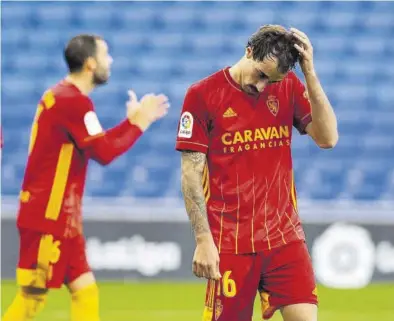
229, 63, 243, 86
65, 74, 95, 96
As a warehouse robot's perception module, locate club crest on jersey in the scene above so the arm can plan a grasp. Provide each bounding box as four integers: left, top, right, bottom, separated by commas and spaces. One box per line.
215, 299, 223, 320
266, 95, 279, 116
178, 111, 193, 138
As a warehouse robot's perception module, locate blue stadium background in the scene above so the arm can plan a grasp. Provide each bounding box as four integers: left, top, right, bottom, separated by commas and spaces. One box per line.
2, 1, 394, 208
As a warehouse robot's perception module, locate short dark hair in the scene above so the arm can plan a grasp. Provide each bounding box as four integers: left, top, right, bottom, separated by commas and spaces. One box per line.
64, 34, 102, 73
247, 25, 300, 74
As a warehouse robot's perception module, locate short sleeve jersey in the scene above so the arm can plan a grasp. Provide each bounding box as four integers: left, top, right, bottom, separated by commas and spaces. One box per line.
176, 68, 312, 254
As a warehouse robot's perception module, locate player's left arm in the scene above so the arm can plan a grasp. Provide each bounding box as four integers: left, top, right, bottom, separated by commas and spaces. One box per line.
61, 92, 168, 165
59, 95, 143, 165
291, 27, 339, 149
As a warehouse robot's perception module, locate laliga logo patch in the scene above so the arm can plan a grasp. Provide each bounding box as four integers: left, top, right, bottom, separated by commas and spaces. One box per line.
215, 298, 223, 320
178, 111, 193, 138
266, 95, 279, 116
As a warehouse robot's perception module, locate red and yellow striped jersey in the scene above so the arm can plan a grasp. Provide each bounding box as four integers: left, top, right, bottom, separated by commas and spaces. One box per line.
17, 80, 142, 238
176, 68, 312, 254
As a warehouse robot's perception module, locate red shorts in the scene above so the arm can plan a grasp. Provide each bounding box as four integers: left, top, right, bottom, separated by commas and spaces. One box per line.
202, 241, 317, 321
16, 228, 91, 289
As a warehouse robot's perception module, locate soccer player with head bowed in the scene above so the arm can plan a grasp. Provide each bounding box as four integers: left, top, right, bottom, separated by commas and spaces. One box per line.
176, 25, 338, 321
2, 35, 169, 321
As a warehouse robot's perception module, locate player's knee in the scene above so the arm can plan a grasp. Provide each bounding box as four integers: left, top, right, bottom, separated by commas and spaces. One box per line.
68, 271, 96, 293
71, 282, 99, 305
71, 283, 100, 321
281, 303, 317, 321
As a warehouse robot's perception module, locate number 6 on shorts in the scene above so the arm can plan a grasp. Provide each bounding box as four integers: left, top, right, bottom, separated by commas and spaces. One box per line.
221, 271, 237, 298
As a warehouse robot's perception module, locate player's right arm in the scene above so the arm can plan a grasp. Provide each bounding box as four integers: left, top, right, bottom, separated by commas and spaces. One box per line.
181, 151, 210, 239
62, 91, 168, 165
176, 85, 221, 280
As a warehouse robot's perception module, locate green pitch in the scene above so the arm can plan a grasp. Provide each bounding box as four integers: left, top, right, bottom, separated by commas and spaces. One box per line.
1, 281, 393, 321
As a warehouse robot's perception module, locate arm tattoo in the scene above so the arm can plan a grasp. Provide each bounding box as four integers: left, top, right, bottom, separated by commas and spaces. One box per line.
181, 151, 210, 238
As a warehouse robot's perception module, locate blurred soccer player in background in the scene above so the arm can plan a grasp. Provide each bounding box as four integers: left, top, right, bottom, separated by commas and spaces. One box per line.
2, 34, 169, 321
176, 25, 338, 321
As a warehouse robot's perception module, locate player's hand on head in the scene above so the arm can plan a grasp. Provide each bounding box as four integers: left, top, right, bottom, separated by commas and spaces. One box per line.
192, 236, 221, 280
290, 27, 315, 76
127, 90, 170, 131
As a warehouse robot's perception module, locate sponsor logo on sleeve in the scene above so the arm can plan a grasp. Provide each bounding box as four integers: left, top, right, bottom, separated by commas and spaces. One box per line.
178, 111, 193, 138
84, 111, 103, 136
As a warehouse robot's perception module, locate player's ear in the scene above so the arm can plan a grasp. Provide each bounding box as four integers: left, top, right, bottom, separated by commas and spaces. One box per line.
85, 57, 97, 72
245, 46, 253, 60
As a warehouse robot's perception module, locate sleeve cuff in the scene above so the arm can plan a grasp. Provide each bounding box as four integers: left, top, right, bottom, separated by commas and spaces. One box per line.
296, 113, 312, 135
122, 119, 144, 138
175, 140, 208, 153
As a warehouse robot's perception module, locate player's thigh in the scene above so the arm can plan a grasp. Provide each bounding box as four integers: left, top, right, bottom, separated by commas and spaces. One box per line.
203, 253, 262, 321
280, 303, 317, 321
17, 228, 69, 289
259, 241, 318, 320
65, 234, 95, 293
